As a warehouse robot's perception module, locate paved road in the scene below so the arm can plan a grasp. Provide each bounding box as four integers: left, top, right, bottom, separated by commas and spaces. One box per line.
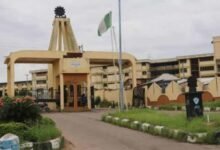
46, 110, 220, 150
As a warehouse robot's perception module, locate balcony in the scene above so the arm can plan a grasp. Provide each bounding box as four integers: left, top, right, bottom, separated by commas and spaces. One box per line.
199, 61, 215, 66
35, 76, 47, 81
150, 65, 179, 71
200, 70, 215, 77
91, 68, 104, 74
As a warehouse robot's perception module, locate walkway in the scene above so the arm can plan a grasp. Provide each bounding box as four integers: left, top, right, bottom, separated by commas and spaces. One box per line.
46, 110, 220, 150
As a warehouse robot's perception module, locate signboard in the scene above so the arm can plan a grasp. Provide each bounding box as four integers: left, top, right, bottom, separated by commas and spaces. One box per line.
185, 92, 203, 119
71, 62, 80, 67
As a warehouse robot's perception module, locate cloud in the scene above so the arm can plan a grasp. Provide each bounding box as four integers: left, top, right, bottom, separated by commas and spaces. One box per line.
1, 0, 220, 82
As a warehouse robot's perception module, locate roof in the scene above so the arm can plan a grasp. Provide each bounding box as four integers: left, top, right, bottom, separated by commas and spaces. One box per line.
198, 77, 214, 85
30, 69, 48, 73
151, 73, 179, 83
176, 53, 213, 60
136, 53, 214, 64
177, 77, 214, 85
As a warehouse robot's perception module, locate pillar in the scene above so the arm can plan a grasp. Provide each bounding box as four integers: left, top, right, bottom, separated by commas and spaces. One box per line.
7, 61, 15, 97
59, 74, 64, 111
132, 61, 137, 88
87, 73, 91, 109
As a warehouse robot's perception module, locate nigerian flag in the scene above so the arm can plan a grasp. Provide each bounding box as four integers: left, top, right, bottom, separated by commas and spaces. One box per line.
98, 11, 112, 36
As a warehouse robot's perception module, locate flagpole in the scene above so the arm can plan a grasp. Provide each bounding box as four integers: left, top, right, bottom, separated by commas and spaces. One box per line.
118, 0, 124, 111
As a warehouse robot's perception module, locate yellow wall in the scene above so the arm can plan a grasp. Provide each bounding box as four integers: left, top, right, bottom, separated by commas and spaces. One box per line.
95, 89, 133, 105
62, 58, 90, 73
165, 81, 182, 101
147, 83, 162, 102
208, 77, 220, 97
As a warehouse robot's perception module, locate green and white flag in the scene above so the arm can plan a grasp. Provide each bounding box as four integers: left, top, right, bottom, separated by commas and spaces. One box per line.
98, 11, 112, 36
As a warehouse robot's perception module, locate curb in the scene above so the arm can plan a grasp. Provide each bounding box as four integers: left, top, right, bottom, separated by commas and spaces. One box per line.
102, 115, 215, 144
20, 136, 63, 150
147, 106, 220, 112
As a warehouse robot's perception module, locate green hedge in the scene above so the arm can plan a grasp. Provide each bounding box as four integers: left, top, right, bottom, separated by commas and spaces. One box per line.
0, 117, 61, 143
0, 122, 29, 141
24, 124, 61, 142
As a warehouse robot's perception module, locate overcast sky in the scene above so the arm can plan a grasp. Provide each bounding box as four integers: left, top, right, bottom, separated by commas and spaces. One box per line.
1, 0, 220, 82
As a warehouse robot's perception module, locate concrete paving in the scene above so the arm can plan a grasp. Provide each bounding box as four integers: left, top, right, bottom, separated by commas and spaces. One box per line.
46, 110, 220, 150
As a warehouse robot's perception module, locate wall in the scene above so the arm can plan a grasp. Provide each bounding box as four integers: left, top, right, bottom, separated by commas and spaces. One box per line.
95, 89, 133, 106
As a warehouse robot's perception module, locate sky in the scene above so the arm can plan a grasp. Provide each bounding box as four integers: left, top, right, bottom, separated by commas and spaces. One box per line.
1, 0, 220, 82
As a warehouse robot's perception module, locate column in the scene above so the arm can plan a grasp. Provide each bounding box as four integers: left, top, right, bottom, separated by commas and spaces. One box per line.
87, 74, 91, 109
8, 61, 15, 97
132, 61, 137, 88
59, 74, 64, 111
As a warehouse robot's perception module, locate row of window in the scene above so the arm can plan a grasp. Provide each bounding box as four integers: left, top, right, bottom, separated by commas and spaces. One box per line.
179, 56, 213, 64
200, 66, 214, 71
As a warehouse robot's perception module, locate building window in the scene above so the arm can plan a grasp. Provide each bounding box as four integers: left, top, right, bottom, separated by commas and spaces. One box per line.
36, 80, 47, 84
142, 71, 147, 75
103, 83, 107, 87
180, 68, 187, 73
125, 73, 129, 76
200, 56, 214, 62
217, 65, 220, 72
36, 72, 47, 76
103, 75, 107, 78
103, 66, 107, 69
200, 66, 214, 71
141, 62, 146, 66
180, 59, 187, 63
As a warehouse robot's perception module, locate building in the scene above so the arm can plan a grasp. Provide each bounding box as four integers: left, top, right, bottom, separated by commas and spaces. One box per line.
0, 80, 32, 97
4, 9, 137, 111
2, 7, 220, 110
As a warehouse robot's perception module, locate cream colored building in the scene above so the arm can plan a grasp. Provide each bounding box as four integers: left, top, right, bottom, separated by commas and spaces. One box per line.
0, 80, 32, 97
2, 8, 220, 108
4, 13, 137, 111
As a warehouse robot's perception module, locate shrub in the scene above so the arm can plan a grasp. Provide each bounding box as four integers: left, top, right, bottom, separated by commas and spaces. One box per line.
39, 117, 56, 126
204, 100, 220, 109
0, 122, 29, 140
158, 103, 183, 111
94, 96, 101, 106
0, 96, 41, 123
24, 124, 61, 142
100, 99, 112, 108
204, 131, 220, 144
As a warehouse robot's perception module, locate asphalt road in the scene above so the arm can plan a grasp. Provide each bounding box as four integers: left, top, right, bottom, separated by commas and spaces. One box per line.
46, 110, 220, 150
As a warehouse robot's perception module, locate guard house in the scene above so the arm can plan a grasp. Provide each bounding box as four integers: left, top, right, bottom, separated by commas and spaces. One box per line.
4, 7, 137, 111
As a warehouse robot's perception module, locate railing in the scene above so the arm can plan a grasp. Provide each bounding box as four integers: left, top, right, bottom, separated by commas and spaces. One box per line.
15, 89, 59, 101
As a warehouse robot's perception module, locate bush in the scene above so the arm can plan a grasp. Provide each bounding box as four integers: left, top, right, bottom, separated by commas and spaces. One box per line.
158, 103, 183, 111
0, 122, 29, 140
0, 96, 41, 123
0, 122, 29, 136
204, 100, 220, 109
39, 117, 56, 126
94, 96, 101, 106
24, 125, 61, 142
100, 100, 112, 108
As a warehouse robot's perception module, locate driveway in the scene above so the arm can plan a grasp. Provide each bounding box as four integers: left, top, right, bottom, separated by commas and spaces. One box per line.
46, 110, 220, 150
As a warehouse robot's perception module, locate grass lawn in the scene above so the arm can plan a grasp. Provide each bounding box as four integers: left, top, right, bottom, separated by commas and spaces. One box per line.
110, 108, 220, 133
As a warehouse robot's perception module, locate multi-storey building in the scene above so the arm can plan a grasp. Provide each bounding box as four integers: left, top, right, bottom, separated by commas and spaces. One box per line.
30, 69, 48, 91
135, 53, 216, 85
0, 80, 32, 97
89, 53, 216, 90
0, 53, 218, 95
